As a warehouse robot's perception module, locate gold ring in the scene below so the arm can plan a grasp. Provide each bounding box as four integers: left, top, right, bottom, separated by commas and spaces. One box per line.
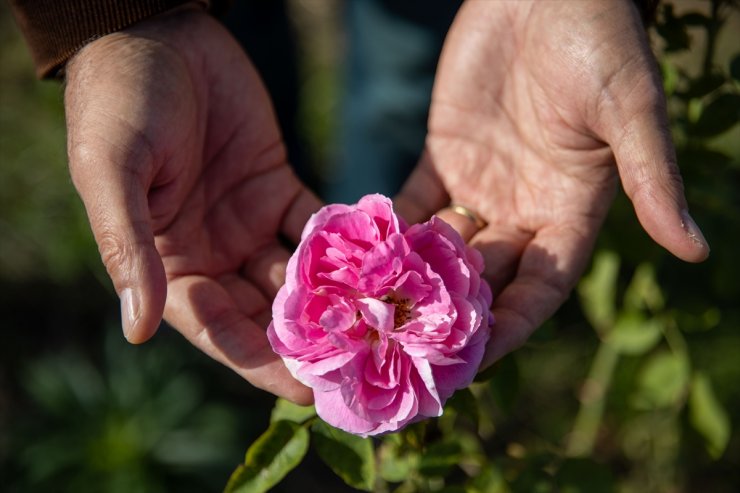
449, 204, 487, 230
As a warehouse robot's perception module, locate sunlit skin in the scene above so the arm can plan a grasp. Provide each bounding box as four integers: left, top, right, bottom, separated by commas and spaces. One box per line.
65, 6, 319, 404
395, 0, 709, 367
63, 1, 709, 404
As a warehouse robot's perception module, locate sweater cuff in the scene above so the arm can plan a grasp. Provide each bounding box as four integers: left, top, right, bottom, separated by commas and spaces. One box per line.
8, 0, 208, 78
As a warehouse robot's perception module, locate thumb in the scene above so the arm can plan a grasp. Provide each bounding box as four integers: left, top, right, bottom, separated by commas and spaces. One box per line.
602, 71, 710, 262
394, 150, 449, 225
69, 146, 167, 344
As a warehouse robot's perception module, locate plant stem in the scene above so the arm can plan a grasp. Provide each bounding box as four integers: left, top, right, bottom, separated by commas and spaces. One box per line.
702, 0, 725, 76
566, 342, 620, 457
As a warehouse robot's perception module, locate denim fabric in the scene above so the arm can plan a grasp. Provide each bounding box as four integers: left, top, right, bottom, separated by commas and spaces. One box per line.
222, 0, 461, 203
326, 0, 461, 203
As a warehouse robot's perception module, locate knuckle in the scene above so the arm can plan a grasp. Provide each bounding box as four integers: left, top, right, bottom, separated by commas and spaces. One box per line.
629, 164, 685, 205
67, 140, 99, 187
95, 219, 153, 283
97, 229, 132, 279
665, 162, 685, 185
67, 130, 154, 193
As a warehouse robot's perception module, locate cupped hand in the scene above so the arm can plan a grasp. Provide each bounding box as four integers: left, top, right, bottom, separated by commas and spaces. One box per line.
396, 0, 709, 366
65, 5, 320, 403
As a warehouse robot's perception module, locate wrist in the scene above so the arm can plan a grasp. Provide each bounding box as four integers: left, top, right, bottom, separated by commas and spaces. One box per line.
9, 0, 209, 79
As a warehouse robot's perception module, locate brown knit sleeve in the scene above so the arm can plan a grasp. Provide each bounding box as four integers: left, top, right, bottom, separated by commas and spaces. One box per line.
7, 0, 209, 78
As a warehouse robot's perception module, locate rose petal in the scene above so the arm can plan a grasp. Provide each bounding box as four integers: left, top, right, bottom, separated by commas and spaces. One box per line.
314, 387, 377, 436
302, 204, 353, 240
356, 297, 395, 333
356, 193, 401, 238
358, 233, 409, 293
319, 296, 356, 332
268, 194, 494, 437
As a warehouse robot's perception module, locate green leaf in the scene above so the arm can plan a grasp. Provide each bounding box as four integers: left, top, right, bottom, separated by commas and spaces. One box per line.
270, 398, 316, 424
555, 458, 615, 493
730, 53, 740, 82
311, 420, 376, 491
418, 440, 462, 477
689, 372, 731, 459
488, 355, 520, 415
656, 5, 690, 52
687, 98, 704, 124
470, 463, 509, 493
676, 147, 732, 169
510, 457, 555, 493
474, 362, 499, 382
605, 312, 662, 356
400, 421, 428, 450
623, 264, 664, 313
444, 387, 480, 428
691, 93, 740, 137
680, 12, 710, 26
578, 251, 620, 333
436, 487, 468, 493
673, 306, 721, 333
224, 420, 309, 493
677, 72, 726, 100
631, 351, 689, 410
661, 61, 679, 96
378, 435, 418, 483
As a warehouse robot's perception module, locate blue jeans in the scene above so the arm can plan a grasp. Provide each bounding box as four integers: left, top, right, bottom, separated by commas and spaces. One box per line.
223, 0, 461, 203
326, 0, 461, 203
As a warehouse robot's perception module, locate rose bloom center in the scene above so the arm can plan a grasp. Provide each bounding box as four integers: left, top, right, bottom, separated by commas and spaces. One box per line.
385, 295, 411, 330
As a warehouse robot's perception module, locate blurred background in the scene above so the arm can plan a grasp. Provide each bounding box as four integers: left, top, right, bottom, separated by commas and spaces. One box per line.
1, 0, 738, 492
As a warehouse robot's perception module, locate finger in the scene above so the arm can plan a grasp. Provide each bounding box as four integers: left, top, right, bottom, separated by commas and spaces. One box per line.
481, 220, 599, 368
218, 273, 274, 331
68, 150, 167, 345
432, 206, 533, 297
242, 243, 292, 300
435, 207, 483, 243
471, 226, 533, 297
280, 187, 324, 245
218, 273, 271, 322
166, 275, 313, 404
395, 151, 449, 224
616, 130, 709, 262
600, 65, 709, 262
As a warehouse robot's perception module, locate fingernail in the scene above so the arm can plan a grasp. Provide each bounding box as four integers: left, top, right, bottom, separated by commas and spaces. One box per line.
680, 209, 710, 252
120, 288, 139, 340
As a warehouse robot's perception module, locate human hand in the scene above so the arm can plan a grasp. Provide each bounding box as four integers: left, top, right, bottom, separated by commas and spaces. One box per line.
65, 5, 320, 403
396, 0, 709, 367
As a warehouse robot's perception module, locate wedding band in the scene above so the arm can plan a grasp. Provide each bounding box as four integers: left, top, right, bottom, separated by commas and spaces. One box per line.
448, 204, 487, 230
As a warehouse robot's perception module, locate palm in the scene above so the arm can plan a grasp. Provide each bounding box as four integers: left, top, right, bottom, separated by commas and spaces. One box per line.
398, 0, 706, 365
427, 1, 624, 253
65, 9, 318, 401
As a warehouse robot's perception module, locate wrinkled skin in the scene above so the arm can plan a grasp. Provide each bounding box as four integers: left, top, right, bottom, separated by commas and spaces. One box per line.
62, 0, 710, 405
65, 6, 320, 403
396, 0, 709, 367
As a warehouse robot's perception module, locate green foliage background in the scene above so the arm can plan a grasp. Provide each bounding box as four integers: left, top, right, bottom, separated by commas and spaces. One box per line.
1, 1, 738, 492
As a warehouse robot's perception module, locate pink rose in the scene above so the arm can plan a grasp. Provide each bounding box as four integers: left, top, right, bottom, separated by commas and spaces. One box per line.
267, 194, 493, 436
